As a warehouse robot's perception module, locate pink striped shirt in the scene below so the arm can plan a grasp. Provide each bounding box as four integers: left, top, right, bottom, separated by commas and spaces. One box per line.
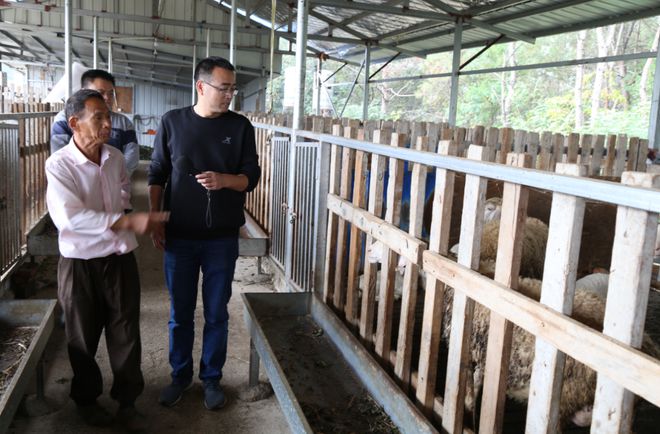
45, 139, 137, 259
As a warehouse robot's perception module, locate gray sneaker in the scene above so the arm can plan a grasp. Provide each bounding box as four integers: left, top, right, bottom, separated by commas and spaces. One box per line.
203, 380, 226, 410
158, 379, 193, 407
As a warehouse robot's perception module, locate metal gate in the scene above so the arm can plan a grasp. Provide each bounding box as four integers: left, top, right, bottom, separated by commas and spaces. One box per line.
269, 134, 322, 291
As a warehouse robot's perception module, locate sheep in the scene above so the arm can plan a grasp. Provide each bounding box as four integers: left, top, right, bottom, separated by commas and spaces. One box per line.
574, 272, 609, 300
440, 272, 660, 428
449, 199, 548, 279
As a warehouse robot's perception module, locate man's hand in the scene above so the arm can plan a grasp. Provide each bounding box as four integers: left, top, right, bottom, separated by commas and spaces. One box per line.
195, 171, 248, 192
151, 221, 166, 250
195, 171, 227, 190
112, 211, 169, 236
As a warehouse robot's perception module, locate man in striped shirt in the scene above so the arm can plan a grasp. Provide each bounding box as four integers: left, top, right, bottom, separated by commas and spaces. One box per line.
50, 69, 139, 178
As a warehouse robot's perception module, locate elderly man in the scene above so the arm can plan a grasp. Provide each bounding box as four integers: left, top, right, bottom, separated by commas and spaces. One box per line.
148, 57, 260, 410
46, 89, 168, 431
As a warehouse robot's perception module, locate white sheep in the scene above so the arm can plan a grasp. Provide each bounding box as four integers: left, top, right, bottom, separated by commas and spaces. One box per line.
441, 272, 660, 428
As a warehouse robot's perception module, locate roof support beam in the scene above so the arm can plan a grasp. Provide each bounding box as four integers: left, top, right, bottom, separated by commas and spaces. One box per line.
0, 30, 42, 60
5, 2, 271, 36
31, 36, 63, 63
311, 0, 403, 36
369, 50, 657, 84
310, 0, 453, 22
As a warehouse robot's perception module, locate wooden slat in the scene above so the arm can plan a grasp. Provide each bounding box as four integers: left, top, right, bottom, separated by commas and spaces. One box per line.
345, 129, 369, 325
374, 132, 406, 365
455, 127, 467, 157
525, 163, 587, 433
498, 128, 513, 164
359, 128, 392, 345
416, 140, 458, 416
626, 137, 640, 172
527, 132, 540, 161
325, 198, 427, 265
422, 251, 660, 410
613, 134, 627, 176
471, 126, 485, 147
537, 131, 553, 171
591, 172, 660, 433
566, 132, 579, 164
579, 133, 592, 166
513, 129, 526, 153
442, 145, 490, 434
394, 135, 429, 390
479, 153, 533, 434
332, 126, 357, 311
603, 134, 617, 177
550, 133, 564, 172
485, 127, 499, 162
590, 134, 605, 176
322, 124, 343, 305
638, 139, 649, 172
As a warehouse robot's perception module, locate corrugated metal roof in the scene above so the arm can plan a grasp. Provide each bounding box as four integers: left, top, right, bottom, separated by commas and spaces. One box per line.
0, 0, 658, 87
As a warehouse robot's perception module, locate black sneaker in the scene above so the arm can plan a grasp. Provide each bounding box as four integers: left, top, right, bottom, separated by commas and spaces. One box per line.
203, 380, 226, 410
117, 405, 147, 433
76, 402, 113, 426
158, 379, 193, 407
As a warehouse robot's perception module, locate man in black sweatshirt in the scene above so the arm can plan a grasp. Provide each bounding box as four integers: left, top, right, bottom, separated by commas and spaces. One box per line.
147, 57, 260, 410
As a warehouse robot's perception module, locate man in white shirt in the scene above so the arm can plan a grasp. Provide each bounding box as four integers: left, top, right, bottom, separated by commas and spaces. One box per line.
46, 89, 168, 432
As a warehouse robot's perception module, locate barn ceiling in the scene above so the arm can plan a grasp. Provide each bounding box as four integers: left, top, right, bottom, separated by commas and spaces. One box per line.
0, 0, 659, 89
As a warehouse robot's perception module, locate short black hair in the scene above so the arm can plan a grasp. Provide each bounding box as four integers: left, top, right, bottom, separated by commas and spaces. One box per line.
65, 89, 105, 120
81, 69, 116, 87
194, 57, 235, 82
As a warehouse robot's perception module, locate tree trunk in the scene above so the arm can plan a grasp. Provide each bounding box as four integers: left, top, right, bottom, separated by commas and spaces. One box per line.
590, 26, 615, 127
501, 42, 517, 126
641, 20, 660, 106
575, 30, 587, 130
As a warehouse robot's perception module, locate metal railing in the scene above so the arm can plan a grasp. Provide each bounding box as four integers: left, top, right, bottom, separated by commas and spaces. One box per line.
0, 111, 57, 277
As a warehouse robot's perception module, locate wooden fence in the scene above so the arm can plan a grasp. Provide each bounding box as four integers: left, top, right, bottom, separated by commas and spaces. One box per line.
249, 114, 660, 433
0, 103, 59, 276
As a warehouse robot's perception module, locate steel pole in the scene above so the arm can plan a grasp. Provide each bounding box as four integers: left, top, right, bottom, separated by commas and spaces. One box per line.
191, 44, 197, 105
649, 48, 660, 150
93, 15, 98, 68
448, 16, 462, 126
64, 0, 72, 98
107, 38, 113, 73
362, 43, 371, 121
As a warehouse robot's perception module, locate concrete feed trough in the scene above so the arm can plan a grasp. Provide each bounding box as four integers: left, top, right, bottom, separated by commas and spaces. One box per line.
242, 292, 437, 434
0, 299, 56, 433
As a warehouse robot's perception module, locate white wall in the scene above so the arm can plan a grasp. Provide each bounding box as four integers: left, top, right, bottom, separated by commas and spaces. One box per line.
241, 76, 266, 113
119, 80, 190, 148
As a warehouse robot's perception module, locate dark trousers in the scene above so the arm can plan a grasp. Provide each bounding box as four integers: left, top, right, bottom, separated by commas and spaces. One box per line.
164, 237, 238, 383
58, 252, 144, 406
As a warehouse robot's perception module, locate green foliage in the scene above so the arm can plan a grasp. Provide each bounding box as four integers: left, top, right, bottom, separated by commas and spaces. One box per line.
268, 17, 660, 139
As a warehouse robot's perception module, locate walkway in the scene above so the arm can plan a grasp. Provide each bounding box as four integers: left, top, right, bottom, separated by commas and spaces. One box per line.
9, 164, 288, 433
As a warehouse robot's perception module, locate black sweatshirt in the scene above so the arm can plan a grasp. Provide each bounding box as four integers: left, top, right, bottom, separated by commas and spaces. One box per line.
148, 107, 261, 239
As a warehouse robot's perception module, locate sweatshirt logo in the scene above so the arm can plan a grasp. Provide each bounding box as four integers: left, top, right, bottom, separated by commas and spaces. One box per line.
222, 136, 232, 145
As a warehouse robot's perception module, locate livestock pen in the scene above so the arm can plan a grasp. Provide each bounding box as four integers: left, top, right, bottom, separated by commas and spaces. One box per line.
244, 114, 660, 433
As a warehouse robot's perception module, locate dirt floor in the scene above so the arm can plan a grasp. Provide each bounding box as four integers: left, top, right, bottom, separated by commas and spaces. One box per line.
7, 164, 289, 434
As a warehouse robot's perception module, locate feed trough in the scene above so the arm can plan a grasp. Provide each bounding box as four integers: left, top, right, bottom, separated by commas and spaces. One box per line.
0, 299, 56, 433
242, 292, 437, 434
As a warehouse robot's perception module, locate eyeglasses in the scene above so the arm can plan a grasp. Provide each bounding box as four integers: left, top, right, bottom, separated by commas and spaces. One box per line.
202, 81, 238, 96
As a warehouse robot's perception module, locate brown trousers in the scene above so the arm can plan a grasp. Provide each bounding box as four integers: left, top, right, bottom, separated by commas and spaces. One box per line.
58, 252, 144, 406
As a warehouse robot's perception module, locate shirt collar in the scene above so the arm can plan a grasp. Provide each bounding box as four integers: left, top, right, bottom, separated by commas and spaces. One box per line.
68, 137, 112, 166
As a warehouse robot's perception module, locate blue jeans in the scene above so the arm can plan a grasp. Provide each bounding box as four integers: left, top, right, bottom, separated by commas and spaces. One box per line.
164, 236, 239, 383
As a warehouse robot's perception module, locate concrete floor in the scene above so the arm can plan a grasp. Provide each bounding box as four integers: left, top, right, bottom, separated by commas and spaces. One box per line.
8, 165, 289, 433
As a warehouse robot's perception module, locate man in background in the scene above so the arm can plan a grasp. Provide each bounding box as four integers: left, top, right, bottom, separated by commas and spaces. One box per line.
50, 69, 139, 179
